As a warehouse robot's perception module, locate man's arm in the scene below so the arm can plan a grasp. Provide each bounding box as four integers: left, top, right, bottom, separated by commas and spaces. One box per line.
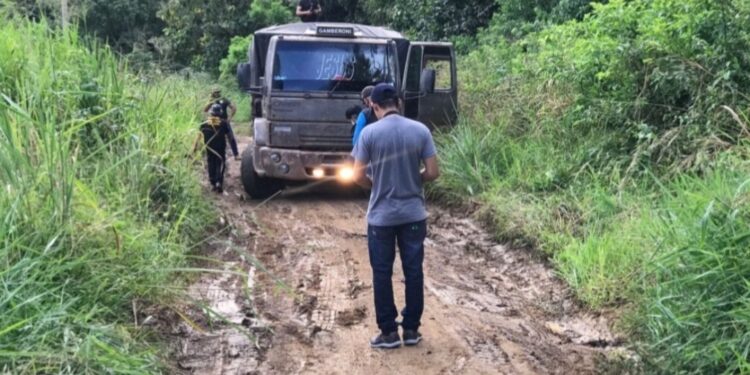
421, 156, 440, 182
351, 112, 366, 145
192, 131, 203, 155
203, 102, 213, 113
353, 159, 372, 189
295, 6, 310, 16
228, 101, 237, 120
352, 129, 371, 188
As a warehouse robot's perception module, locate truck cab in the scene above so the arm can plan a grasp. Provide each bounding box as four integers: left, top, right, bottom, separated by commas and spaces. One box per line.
237, 23, 457, 198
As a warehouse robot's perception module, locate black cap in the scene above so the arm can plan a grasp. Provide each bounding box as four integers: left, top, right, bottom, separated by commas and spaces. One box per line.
345, 105, 362, 119
370, 83, 398, 105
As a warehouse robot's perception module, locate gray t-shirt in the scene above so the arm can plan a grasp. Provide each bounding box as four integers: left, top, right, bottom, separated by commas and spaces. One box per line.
351, 113, 437, 226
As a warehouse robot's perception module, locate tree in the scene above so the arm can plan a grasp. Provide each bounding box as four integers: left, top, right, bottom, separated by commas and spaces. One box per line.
158, 0, 292, 73
80, 0, 164, 52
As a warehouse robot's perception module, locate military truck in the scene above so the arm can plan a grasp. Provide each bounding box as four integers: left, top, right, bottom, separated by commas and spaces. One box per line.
236, 22, 457, 198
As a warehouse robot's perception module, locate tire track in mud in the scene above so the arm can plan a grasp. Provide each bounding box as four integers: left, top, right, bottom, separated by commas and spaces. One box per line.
169, 137, 625, 374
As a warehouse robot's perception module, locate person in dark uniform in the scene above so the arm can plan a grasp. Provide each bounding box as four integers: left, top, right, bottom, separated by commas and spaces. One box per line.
296, 0, 322, 22
197, 104, 231, 193
203, 87, 240, 160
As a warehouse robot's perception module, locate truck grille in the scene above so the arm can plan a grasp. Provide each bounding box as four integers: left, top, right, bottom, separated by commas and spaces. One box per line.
298, 132, 351, 150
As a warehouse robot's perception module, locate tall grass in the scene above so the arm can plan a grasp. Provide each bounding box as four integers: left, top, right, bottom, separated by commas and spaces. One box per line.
636, 172, 750, 374
0, 18, 211, 373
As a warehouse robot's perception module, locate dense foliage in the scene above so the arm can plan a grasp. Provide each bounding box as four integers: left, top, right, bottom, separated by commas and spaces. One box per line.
10, 0, 509, 73
6, 0, 750, 373
158, 0, 292, 72
0, 16, 211, 373
437, 0, 750, 372
362, 0, 497, 41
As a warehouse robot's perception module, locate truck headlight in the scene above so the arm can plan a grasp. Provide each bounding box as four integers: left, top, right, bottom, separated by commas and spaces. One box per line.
337, 166, 354, 181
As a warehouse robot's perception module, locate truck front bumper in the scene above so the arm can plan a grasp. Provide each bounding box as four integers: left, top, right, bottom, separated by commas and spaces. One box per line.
254, 146, 355, 182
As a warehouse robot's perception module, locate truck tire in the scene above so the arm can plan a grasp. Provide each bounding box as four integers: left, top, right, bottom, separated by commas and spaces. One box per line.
240, 147, 283, 199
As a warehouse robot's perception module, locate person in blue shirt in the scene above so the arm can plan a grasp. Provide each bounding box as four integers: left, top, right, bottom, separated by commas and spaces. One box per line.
352, 85, 377, 146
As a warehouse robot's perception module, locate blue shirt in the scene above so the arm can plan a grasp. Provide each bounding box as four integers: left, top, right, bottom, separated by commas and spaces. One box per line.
352, 111, 367, 145
351, 114, 437, 226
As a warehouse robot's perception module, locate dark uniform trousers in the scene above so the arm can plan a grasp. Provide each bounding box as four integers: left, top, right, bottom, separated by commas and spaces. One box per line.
200, 121, 229, 188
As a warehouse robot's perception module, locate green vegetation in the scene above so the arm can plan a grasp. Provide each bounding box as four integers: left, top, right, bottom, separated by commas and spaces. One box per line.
6, 0, 750, 373
220, 34, 253, 84
0, 17, 211, 373
12, 0, 502, 74
436, 0, 750, 372
159, 0, 292, 73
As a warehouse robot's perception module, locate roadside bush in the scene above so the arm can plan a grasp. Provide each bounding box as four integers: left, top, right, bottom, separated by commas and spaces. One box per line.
533, 0, 750, 172
0, 18, 210, 373
219, 34, 253, 84
636, 172, 750, 374
436, 0, 750, 372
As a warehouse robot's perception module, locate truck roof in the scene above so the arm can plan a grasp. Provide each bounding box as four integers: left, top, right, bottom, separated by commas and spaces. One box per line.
255, 22, 406, 40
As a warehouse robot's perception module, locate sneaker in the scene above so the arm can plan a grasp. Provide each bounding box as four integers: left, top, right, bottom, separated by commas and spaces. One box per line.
402, 330, 422, 346
370, 331, 401, 349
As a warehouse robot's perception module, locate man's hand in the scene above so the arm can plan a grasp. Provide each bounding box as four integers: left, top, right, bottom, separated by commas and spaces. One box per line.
296, 6, 314, 16
229, 102, 237, 119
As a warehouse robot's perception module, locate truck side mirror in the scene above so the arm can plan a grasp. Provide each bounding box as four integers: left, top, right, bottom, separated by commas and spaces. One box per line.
420, 68, 436, 94
237, 63, 252, 92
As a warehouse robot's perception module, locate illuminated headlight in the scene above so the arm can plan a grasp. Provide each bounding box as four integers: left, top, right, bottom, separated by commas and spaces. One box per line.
337, 167, 354, 181
312, 168, 325, 179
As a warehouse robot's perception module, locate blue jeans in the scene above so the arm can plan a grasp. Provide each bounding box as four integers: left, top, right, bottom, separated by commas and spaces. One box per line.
367, 220, 426, 335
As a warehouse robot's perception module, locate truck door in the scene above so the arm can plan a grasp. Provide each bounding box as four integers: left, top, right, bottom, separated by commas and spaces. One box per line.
401, 42, 458, 129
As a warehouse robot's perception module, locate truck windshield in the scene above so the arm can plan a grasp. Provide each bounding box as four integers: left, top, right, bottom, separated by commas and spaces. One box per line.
272, 40, 395, 92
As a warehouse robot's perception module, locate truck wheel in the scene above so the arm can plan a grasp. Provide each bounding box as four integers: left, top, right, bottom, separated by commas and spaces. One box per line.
240, 147, 283, 199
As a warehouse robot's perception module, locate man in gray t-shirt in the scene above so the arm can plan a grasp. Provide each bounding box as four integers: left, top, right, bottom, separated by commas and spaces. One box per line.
351, 83, 440, 349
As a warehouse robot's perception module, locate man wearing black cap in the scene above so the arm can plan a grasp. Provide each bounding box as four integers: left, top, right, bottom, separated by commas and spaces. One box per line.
351, 83, 440, 349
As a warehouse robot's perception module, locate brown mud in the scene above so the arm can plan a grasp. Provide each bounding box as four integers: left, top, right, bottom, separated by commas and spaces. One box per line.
166, 136, 625, 374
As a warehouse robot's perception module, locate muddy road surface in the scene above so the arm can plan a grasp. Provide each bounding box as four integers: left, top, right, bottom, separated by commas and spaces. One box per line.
168, 137, 622, 374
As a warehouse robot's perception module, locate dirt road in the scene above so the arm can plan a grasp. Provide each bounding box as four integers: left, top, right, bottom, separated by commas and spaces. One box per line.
168, 137, 622, 374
